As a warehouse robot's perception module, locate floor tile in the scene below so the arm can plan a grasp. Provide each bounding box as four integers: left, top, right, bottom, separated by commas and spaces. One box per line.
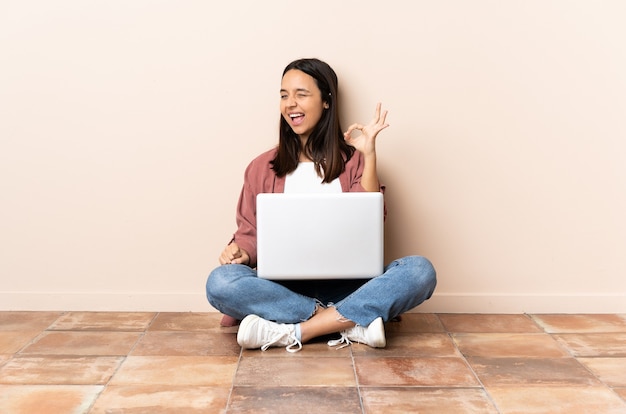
453, 333, 569, 358
0, 384, 102, 414
361, 387, 499, 413
20, 331, 142, 356
355, 357, 479, 387
3, 311, 624, 413
48, 311, 155, 331
552, 333, 626, 357
578, 357, 626, 387
131, 331, 240, 356
468, 357, 601, 386
352, 333, 459, 357
0, 331, 41, 353
438, 314, 542, 333
385, 313, 445, 333
0, 312, 63, 331
148, 312, 225, 332
0, 356, 122, 385
89, 385, 230, 414
531, 314, 626, 333
110, 356, 238, 386
235, 356, 356, 386
228, 386, 362, 413
487, 386, 626, 414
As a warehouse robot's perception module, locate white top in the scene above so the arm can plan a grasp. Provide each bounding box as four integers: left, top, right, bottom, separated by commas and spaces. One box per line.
283, 162, 342, 194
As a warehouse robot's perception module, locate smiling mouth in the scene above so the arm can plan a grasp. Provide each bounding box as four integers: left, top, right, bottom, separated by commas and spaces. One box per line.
289, 113, 305, 126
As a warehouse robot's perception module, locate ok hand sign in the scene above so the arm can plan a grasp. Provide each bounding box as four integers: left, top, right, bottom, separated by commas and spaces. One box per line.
343, 103, 389, 156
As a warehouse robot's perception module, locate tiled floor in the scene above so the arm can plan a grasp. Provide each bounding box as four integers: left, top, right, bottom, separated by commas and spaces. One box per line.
1, 312, 626, 413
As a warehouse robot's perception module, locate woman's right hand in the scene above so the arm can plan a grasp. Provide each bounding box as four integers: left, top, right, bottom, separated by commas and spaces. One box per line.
219, 242, 250, 265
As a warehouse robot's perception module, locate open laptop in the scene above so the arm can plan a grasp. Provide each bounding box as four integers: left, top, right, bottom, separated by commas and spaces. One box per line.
256, 192, 384, 279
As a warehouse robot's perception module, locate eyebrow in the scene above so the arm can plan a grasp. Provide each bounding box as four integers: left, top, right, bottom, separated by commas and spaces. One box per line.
280, 88, 311, 93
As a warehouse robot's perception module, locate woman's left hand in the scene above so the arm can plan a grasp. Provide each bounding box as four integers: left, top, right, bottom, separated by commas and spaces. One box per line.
344, 103, 389, 156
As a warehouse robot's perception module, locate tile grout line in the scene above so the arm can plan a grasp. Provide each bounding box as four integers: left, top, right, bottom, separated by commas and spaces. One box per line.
0, 312, 67, 388
524, 313, 545, 331
350, 344, 366, 414
12, 311, 68, 357
224, 343, 245, 413
436, 313, 503, 414
548, 336, 626, 402
528, 312, 626, 399
85, 311, 160, 413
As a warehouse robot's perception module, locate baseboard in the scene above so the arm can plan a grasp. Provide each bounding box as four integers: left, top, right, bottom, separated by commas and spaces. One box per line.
0, 292, 215, 312
1, 291, 625, 313
413, 293, 626, 314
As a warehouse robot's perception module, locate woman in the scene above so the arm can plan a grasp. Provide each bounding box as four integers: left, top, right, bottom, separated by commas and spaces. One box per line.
206, 58, 436, 353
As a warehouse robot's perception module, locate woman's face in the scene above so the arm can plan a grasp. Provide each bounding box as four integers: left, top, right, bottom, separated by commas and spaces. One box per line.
280, 69, 327, 142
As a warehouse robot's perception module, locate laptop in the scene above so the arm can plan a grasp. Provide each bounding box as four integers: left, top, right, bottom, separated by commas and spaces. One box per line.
256, 192, 384, 279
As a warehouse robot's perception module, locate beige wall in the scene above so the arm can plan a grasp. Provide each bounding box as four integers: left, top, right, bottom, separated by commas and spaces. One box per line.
1, 1, 625, 312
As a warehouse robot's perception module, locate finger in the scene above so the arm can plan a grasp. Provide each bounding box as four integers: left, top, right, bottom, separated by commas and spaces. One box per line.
219, 243, 238, 264
344, 123, 357, 135
231, 249, 249, 265
373, 102, 382, 121
344, 123, 363, 137
221, 252, 235, 264
379, 109, 388, 126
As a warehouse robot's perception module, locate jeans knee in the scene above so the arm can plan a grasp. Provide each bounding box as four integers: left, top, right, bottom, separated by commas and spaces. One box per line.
405, 255, 437, 294
205, 265, 235, 302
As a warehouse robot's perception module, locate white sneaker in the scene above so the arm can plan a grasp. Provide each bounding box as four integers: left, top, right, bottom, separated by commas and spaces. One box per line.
237, 314, 302, 353
328, 317, 386, 349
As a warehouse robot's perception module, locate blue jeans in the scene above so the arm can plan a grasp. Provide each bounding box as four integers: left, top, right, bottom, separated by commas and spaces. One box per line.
205, 255, 436, 327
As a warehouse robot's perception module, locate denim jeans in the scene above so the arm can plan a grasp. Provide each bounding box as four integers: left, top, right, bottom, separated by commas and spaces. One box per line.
205, 255, 436, 327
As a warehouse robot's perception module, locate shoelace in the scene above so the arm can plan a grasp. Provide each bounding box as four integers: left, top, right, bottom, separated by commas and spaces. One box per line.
327, 332, 353, 350
285, 338, 303, 353
260, 326, 303, 353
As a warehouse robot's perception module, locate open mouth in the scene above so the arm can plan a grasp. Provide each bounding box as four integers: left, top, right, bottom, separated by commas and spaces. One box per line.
289, 113, 305, 126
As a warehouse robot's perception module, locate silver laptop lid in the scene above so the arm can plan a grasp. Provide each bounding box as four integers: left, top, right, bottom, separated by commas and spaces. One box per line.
256, 192, 384, 279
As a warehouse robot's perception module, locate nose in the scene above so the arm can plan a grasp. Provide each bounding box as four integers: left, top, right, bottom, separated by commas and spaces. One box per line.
285, 95, 297, 107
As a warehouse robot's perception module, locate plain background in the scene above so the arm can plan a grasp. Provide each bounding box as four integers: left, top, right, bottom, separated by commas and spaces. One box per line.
1, 1, 625, 312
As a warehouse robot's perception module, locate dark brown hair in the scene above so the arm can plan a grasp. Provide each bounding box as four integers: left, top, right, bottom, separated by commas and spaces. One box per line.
270, 58, 354, 183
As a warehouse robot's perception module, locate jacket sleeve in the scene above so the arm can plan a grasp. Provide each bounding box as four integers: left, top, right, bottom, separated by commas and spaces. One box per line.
344, 151, 386, 193
344, 151, 387, 219
232, 164, 259, 268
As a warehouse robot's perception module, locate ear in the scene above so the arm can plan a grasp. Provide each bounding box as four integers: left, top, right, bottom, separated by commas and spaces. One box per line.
323, 102, 330, 109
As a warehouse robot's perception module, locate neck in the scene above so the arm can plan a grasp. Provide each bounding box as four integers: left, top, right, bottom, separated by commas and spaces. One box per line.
298, 135, 311, 162
299, 134, 308, 146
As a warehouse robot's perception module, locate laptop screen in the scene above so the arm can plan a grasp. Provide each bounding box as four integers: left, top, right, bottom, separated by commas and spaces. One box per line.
256, 192, 384, 280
